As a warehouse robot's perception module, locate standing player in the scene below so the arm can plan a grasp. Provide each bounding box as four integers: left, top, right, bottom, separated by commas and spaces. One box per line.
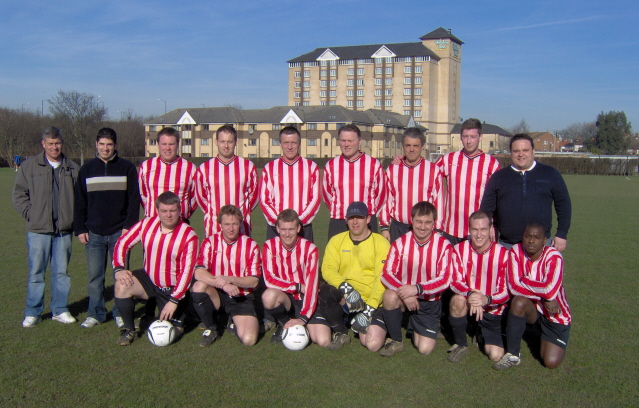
138, 127, 198, 222
319, 202, 390, 350
436, 118, 500, 245
191, 205, 261, 347
261, 210, 331, 347
368, 201, 453, 357
380, 127, 442, 242
196, 125, 258, 237
494, 222, 571, 370
112, 192, 198, 346
260, 126, 320, 242
448, 211, 509, 363
322, 124, 386, 239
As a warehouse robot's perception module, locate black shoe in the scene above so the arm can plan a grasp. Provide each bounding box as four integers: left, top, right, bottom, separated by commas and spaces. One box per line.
271, 325, 284, 344
117, 329, 137, 346
198, 329, 218, 347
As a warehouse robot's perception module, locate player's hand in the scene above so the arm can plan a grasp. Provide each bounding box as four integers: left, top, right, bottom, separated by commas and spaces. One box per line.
338, 282, 366, 312
397, 284, 418, 300
121, 228, 128, 235
115, 270, 134, 286
212, 276, 230, 289
159, 301, 177, 321
403, 296, 419, 311
283, 318, 305, 329
391, 154, 403, 165
381, 230, 391, 242
551, 237, 567, 252
223, 283, 239, 297
470, 304, 484, 321
468, 291, 488, 307
544, 299, 560, 314
298, 284, 306, 295
78, 233, 89, 245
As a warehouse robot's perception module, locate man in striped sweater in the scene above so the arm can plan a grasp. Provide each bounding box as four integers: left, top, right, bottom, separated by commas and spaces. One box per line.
261, 210, 331, 348
112, 192, 199, 346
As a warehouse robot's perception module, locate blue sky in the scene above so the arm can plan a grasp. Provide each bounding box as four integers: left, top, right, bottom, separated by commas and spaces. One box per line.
1, 0, 637, 132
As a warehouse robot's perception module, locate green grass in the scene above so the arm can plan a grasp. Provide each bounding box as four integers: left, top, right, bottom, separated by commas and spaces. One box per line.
0, 168, 638, 407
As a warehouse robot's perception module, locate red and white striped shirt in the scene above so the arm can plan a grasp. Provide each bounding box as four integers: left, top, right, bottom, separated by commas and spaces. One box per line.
450, 241, 509, 315
436, 150, 500, 238
260, 156, 320, 226
381, 231, 453, 301
380, 157, 443, 228
322, 152, 386, 219
138, 156, 198, 220
508, 244, 571, 325
113, 217, 198, 301
196, 156, 258, 236
196, 232, 261, 297
262, 237, 319, 321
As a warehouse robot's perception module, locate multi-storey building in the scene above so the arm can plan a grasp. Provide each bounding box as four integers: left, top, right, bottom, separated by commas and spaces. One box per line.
287, 27, 463, 154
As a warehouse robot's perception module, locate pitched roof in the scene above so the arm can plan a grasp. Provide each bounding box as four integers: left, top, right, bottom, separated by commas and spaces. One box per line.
419, 27, 464, 44
288, 41, 440, 63
450, 123, 512, 136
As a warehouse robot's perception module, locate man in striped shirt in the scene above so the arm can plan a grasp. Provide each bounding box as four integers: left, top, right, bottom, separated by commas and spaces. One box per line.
112, 192, 198, 346
196, 125, 258, 237
261, 209, 331, 347
191, 205, 261, 347
322, 124, 386, 240
494, 222, 571, 370
448, 211, 509, 363
381, 128, 442, 243
138, 127, 198, 221
260, 126, 320, 242
436, 118, 500, 245
370, 201, 453, 357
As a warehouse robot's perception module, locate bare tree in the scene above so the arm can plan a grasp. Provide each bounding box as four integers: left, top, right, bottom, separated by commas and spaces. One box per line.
49, 90, 107, 164
104, 113, 146, 157
509, 119, 530, 135
0, 108, 44, 165
560, 121, 597, 142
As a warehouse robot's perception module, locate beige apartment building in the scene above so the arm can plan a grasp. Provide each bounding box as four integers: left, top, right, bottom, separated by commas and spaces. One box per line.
287, 27, 463, 154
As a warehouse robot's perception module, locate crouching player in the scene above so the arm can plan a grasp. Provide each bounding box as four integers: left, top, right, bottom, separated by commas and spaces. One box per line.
368, 201, 453, 357
191, 205, 261, 347
261, 210, 331, 347
494, 222, 571, 370
319, 202, 390, 350
113, 192, 198, 346
448, 211, 509, 363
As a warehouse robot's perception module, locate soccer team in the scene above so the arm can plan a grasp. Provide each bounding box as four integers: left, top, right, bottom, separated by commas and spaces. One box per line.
12, 118, 572, 370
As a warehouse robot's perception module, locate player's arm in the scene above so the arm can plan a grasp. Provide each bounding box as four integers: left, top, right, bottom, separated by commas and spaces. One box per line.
123, 164, 141, 230
321, 164, 334, 209
379, 168, 393, 240
185, 164, 199, 218
380, 243, 403, 291
298, 246, 320, 323
298, 163, 320, 225
246, 164, 259, 211
370, 162, 387, 216
112, 221, 143, 274
449, 249, 472, 296
258, 166, 279, 226
194, 167, 209, 212
73, 168, 90, 238
506, 247, 541, 300
488, 249, 510, 307
137, 163, 148, 211
220, 240, 261, 290
519, 252, 563, 301
365, 235, 391, 308
170, 232, 199, 301
261, 242, 295, 291
552, 172, 572, 251
415, 245, 453, 296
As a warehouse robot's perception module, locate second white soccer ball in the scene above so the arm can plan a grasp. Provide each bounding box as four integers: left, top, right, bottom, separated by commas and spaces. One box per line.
281, 324, 309, 351
147, 320, 176, 347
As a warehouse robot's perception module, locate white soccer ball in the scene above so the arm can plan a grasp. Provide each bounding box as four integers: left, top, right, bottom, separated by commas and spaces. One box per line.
147, 320, 176, 347
281, 324, 309, 351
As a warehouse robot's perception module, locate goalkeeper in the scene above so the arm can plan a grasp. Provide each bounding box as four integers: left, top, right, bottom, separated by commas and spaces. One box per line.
319, 202, 390, 351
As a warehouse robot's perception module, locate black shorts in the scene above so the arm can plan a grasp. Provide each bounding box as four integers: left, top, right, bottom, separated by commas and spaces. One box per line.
132, 269, 189, 328
218, 290, 257, 318
537, 312, 570, 350
290, 296, 329, 326
370, 307, 386, 329
408, 299, 441, 340
478, 312, 505, 348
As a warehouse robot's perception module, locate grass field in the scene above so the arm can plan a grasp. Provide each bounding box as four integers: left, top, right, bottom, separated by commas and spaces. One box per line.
0, 168, 638, 407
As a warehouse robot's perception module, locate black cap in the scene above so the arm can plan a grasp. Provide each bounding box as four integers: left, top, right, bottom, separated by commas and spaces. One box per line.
346, 201, 369, 218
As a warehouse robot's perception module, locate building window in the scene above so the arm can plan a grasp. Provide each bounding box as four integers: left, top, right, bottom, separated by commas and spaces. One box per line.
365, 140, 370, 147
375, 100, 382, 107
330, 80, 336, 87
414, 110, 422, 117
375, 78, 382, 86
295, 81, 300, 88
356, 100, 364, 107
201, 139, 209, 145
490, 141, 494, 148
415, 77, 422, 85
404, 110, 411, 116
308, 154, 317, 158
356, 79, 364, 86
248, 138, 257, 146
295, 71, 301, 78
357, 68, 364, 75
321, 70, 327, 77
320, 91, 326, 97
414, 88, 422, 95
272, 154, 280, 158
248, 154, 257, 158
321, 60, 327, 66
385, 140, 390, 148
324, 139, 329, 146
414, 99, 421, 106
294, 92, 300, 98
182, 139, 191, 146
357, 89, 364, 96
347, 68, 354, 75
347, 100, 354, 107
330, 69, 336, 76
385, 100, 392, 107
404, 100, 411, 106
303, 81, 310, 87
385, 89, 392, 96
329, 90, 336, 97
272, 124, 281, 131
304, 71, 310, 77
294, 102, 300, 106
149, 139, 157, 145
303, 91, 310, 97
248, 124, 257, 132
320, 80, 327, 87
404, 66, 412, 73
375, 89, 382, 96
385, 78, 393, 85
202, 153, 209, 157
320, 101, 327, 106
272, 139, 280, 146
375, 67, 382, 75
404, 89, 411, 95
347, 79, 354, 86
303, 101, 310, 106
307, 123, 317, 130
308, 138, 317, 146
404, 77, 411, 84
385, 67, 392, 74
347, 90, 354, 97
329, 100, 336, 105
415, 66, 423, 73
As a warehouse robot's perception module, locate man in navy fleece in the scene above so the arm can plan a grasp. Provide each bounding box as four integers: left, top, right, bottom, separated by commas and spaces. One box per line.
480, 134, 571, 252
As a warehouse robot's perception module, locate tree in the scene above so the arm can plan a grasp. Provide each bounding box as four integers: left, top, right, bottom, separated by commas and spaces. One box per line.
49, 90, 107, 164
560, 121, 597, 142
593, 111, 632, 155
0, 108, 44, 166
509, 119, 530, 135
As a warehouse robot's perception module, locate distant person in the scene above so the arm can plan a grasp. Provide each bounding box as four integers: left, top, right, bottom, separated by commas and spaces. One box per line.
448, 211, 509, 363
13, 154, 21, 171
493, 222, 571, 370
196, 125, 258, 237
112, 192, 198, 346
74, 128, 140, 329
380, 127, 442, 242
322, 124, 386, 239
260, 126, 320, 242
12, 127, 79, 327
481, 134, 571, 251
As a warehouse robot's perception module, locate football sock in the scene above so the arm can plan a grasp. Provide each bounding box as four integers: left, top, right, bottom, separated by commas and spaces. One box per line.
191, 292, 217, 330
506, 312, 527, 356
384, 308, 403, 342
114, 297, 135, 330
266, 304, 290, 326
449, 315, 468, 347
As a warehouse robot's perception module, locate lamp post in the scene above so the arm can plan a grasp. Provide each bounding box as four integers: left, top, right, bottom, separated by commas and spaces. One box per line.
21, 103, 29, 112
41, 90, 48, 116
158, 99, 167, 114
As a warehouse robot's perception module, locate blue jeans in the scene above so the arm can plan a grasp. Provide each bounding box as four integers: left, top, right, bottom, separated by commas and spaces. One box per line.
25, 232, 72, 317
85, 231, 123, 322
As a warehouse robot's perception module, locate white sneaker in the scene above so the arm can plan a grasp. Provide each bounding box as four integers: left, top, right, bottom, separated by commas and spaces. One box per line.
80, 317, 100, 328
52, 312, 76, 324
22, 316, 41, 327
115, 317, 124, 328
